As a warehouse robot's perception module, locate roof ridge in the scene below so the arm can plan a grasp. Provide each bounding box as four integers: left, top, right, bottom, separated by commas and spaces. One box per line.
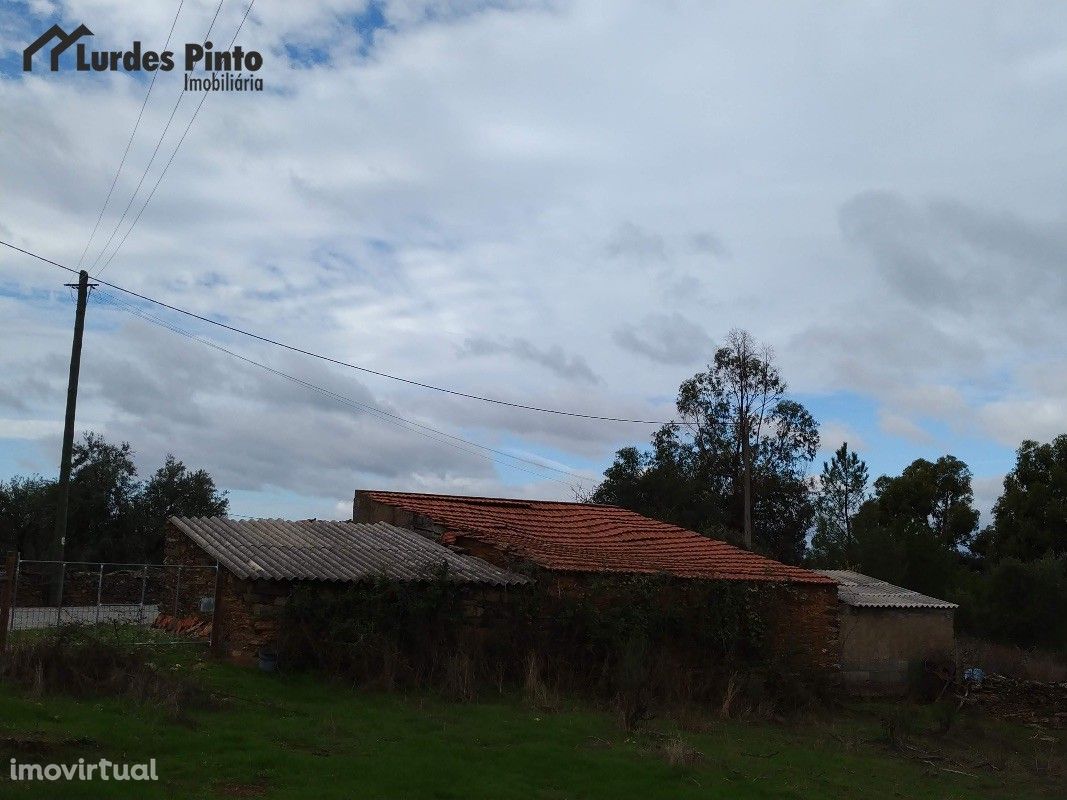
361, 489, 624, 510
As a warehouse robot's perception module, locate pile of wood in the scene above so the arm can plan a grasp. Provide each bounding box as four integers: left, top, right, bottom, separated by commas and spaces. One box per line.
967, 674, 1067, 728
151, 613, 212, 639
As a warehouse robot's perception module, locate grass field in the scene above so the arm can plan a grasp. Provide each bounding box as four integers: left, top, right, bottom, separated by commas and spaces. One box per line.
0, 642, 1062, 799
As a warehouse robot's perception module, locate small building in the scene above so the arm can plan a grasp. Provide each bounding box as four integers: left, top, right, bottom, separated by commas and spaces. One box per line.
164, 516, 528, 664
355, 490, 840, 670
817, 569, 957, 695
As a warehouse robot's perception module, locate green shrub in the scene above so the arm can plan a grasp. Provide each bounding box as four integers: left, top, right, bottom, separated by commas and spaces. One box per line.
956, 555, 1067, 650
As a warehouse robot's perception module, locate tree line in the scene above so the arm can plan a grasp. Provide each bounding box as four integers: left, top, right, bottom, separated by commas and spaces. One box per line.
2, 329, 1063, 650
0, 432, 227, 564
592, 329, 1067, 651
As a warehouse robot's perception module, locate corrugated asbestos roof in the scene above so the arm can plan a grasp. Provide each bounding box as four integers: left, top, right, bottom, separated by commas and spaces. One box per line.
816, 570, 958, 609
360, 491, 833, 585
168, 516, 529, 586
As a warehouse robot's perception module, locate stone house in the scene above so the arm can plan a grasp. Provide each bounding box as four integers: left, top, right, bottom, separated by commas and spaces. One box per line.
817, 569, 957, 695
164, 516, 528, 665
354, 490, 840, 671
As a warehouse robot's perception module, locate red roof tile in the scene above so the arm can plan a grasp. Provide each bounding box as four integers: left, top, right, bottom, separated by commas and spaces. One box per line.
361, 491, 832, 584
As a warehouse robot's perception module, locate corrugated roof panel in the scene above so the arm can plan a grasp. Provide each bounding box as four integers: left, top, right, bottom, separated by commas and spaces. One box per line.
816, 569, 957, 609
168, 517, 529, 586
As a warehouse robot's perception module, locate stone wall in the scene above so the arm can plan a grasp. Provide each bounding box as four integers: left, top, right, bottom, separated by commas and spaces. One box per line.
763, 582, 841, 673
163, 521, 522, 666
162, 523, 220, 617
838, 606, 955, 695
217, 577, 290, 666
355, 496, 840, 676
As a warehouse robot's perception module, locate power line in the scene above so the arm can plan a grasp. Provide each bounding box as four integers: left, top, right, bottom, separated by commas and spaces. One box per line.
229, 0, 256, 48
1, 239, 677, 425
204, 0, 226, 41
92, 0, 229, 278
92, 287, 595, 488
95, 90, 208, 276
97, 287, 593, 485
88, 90, 187, 273
75, 0, 186, 271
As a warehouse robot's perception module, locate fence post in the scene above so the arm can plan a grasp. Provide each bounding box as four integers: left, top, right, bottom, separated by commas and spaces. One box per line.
210, 566, 225, 657
0, 552, 16, 657
95, 563, 104, 624
173, 566, 183, 617
9, 555, 19, 639
139, 565, 148, 624
55, 561, 66, 627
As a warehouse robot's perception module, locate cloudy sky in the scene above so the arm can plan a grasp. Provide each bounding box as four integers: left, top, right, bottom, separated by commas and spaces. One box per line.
1, 0, 1065, 522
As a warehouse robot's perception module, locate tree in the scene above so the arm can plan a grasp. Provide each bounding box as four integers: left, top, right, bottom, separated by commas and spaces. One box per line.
956, 555, 1067, 649
0, 476, 56, 559
594, 330, 820, 564
135, 455, 229, 562
65, 433, 141, 562
0, 432, 229, 564
809, 443, 868, 567
973, 435, 1067, 563
851, 455, 978, 597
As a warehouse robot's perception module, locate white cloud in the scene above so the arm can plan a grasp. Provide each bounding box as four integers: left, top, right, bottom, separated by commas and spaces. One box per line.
0, 418, 66, 440
976, 398, 1067, 447
2, 0, 1066, 515
878, 411, 934, 445
817, 421, 868, 455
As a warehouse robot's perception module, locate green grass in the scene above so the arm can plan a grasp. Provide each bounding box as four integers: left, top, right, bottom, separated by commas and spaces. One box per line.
0, 643, 1062, 799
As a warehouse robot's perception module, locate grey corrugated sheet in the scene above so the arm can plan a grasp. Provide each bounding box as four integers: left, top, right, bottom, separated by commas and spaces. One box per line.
168, 517, 529, 586
817, 569, 957, 610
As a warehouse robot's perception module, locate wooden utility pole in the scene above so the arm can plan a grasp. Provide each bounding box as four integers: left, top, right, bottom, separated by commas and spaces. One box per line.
53, 270, 93, 564
0, 552, 16, 657
742, 427, 752, 550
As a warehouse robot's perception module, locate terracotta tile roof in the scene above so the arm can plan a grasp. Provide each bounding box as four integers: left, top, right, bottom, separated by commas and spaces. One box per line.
360, 491, 832, 584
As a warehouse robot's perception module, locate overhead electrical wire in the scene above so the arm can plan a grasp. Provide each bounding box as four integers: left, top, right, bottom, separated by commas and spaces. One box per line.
74, 0, 187, 271
203, 0, 227, 40
92, 0, 229, 278
1, 0, 649, 491
4, 3, 662, 429
93, 90, 208, 277
92, 287, 595, 489
88, 90, 188, 274
1, 239, 677, 425
228, 0, 257, 47
93, 0, 256, 277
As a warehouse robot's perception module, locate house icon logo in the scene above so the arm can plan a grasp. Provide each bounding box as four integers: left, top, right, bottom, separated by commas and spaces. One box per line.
23, 24, 94, 71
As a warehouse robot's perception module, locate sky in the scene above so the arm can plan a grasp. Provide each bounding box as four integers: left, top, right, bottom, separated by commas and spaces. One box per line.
1, 0, 1065, 523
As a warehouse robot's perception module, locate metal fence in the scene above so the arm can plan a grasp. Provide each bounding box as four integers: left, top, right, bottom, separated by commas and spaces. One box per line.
0, 556, 218, 647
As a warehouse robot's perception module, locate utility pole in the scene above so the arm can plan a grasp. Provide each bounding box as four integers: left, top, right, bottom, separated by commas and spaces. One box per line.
742, 426, 752, 550
53, 270, 94, 564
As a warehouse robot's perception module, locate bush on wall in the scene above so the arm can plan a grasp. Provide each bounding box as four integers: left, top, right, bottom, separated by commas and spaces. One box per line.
278, 566, 822, 716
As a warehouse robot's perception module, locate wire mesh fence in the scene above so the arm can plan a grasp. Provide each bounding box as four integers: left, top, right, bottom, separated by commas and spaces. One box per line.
1, 558, 218, 645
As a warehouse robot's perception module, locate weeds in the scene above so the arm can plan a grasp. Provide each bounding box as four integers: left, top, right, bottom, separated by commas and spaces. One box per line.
880, 706, 917, 750
1, 625, 212, 712
956, 635, 1067, 683
661, 734, 703, 767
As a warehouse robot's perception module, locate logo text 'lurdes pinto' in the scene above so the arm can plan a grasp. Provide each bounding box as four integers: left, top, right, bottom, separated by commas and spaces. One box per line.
22, 23, 264, 92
